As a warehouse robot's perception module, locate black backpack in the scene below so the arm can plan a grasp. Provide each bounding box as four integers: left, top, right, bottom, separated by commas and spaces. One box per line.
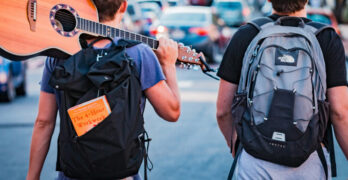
227, 18, 337, 180
49, 37, 151, 179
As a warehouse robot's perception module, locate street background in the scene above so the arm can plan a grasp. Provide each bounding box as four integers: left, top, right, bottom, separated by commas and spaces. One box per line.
1, 0, 348, 179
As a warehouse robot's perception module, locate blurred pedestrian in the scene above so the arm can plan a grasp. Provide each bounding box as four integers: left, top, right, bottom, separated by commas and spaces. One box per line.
26, 0, 181, 180
216, 0, 347, 179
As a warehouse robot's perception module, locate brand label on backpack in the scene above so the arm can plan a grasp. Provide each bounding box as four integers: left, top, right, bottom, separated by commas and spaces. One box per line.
275, 49, 299, 66
272, 132, 286, 142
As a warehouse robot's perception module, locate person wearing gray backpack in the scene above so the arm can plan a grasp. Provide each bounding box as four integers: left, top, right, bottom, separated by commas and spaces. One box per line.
216, 0, 348, 179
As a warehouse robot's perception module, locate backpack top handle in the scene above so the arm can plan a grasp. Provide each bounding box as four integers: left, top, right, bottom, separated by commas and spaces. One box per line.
87, 36, 116, 49
275, 16, 306, 28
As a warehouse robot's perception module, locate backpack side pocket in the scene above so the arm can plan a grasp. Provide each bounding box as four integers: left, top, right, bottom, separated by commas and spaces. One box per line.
231, 92, 248, 126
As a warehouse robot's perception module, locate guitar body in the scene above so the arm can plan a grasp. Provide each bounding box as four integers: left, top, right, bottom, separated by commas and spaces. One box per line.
0, 0, 98, 60
0, 0, 210, 71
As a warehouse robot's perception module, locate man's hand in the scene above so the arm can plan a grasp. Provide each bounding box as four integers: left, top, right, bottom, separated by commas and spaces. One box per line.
154, 37, 178, 66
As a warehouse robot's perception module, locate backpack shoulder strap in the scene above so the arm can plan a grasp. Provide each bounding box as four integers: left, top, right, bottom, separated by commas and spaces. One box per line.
227, 144, 243, 180
117, 39, 142, 48
247, 17, 274, 31
306, 21, 335, 35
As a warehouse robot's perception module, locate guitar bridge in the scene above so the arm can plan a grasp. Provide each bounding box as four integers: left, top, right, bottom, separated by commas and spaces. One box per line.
27, 0, 37, 31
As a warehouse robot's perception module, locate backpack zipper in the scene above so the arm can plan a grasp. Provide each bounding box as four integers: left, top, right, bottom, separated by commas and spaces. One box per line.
244, 44, 260, 92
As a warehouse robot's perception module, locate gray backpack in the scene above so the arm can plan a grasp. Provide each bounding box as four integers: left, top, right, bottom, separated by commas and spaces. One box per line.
229, 17, 332, 179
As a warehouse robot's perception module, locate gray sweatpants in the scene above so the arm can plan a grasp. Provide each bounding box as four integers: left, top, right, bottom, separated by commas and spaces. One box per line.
234, 148, 331, 180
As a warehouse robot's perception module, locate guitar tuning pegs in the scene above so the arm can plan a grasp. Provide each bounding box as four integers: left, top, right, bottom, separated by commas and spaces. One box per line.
185, 46, 191, 52
187, 64, 192, 70
179, 43, 184, 49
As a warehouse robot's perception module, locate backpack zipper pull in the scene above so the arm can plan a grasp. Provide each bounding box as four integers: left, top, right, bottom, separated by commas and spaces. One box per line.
249, 45, 260, 64
96, 50, 103, 62
253, 45, 260, 57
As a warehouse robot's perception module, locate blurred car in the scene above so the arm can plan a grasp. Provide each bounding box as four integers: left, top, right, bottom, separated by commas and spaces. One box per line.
307, 8, 341, 35
212, 0, 250, 27
120, 11, 143, 34
189, 0, 213, 6
150, 6, 224, 63
139, 2, 162, 35
137, 0, 169, 11
0, 57, 26, 102
127, 0, 147, 34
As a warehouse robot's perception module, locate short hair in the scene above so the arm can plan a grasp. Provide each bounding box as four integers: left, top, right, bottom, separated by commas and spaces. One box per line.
93, 0, 125, 22
270, 0, 308, 14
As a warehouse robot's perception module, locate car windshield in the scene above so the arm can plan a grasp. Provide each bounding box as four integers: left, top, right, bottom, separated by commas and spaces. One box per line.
215, 2, 242, 9
161, 12, 207, 23
307, 14, 332, 25
140, 3, 160, 13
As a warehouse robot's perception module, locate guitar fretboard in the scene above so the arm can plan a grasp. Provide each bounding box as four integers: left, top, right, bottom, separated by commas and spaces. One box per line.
76, 17, 159, 49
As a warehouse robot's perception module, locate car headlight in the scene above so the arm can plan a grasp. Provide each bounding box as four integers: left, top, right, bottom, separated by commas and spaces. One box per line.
0, 72, 7, 84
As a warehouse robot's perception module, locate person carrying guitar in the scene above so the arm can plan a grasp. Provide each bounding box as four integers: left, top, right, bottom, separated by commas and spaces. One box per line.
26, 0, 181, 179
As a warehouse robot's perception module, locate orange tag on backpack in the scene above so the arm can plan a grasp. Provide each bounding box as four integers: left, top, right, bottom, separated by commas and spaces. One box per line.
68, 95, 111, 136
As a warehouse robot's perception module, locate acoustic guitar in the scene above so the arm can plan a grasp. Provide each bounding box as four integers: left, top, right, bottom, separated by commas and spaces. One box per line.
0, 0, 208, 70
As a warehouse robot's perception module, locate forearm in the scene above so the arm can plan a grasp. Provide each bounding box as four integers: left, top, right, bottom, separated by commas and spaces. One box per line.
331, 113, 348, 159
216, 80, 238, 155
327, 87, 348, 159
27, 120, 56, 180
161, 64, 180, 112
217, 112, 237, 153
162, 64, 180, 99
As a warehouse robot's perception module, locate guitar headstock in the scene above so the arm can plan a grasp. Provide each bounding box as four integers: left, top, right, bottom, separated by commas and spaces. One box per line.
177, 43, 208, 71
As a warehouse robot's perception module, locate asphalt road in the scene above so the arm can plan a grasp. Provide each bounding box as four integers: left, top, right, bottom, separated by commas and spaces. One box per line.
0, 62, 347, 180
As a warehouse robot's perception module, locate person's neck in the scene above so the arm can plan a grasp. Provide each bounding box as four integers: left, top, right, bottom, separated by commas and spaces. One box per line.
102, 21, 120, 28
86, 20, 120, 48
273, 8, 307, 18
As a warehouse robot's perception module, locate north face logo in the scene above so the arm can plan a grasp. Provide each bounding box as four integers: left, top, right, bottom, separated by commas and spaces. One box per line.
278, 55, 295, 63
275, 49, 299, 66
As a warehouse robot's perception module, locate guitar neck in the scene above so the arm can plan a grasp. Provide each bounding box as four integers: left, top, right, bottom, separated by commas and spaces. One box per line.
77, 17, 159, 49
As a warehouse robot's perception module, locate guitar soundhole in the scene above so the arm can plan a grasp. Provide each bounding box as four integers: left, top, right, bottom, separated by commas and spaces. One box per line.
55, 9, 76, 32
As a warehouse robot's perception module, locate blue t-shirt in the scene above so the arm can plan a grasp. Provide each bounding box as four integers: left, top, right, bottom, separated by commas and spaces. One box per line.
41, 38, 165, 112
